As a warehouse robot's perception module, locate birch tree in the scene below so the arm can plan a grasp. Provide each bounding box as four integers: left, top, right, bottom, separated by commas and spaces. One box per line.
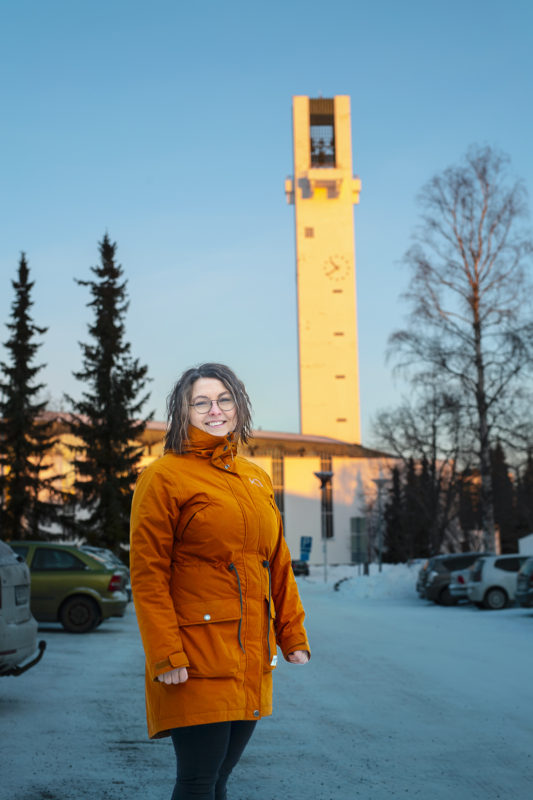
389, 145, 533, 551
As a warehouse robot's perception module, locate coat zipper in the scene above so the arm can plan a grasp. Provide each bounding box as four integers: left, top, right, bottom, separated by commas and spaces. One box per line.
263, 559, 272, 665
228, 563, 246, 653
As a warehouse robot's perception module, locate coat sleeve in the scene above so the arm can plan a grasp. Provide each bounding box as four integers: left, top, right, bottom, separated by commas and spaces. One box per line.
268, 498, 311, 661
130, 464, 190, 679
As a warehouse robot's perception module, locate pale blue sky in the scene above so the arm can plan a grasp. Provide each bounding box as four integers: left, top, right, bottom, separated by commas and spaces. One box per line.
1, 0, 532, 443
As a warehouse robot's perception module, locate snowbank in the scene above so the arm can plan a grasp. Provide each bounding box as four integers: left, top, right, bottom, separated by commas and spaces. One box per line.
301, 562, 420, 601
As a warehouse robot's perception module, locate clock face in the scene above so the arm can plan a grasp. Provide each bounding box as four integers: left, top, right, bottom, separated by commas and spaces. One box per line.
323, 254, 351, 281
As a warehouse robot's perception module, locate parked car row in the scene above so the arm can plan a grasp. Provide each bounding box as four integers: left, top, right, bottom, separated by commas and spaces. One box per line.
2, 538, 131, 676
416, 552, 490, 605
417, 551, 533, 610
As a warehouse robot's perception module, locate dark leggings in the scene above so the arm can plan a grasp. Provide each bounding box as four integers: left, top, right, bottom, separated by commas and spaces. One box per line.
170, 720, 257, 800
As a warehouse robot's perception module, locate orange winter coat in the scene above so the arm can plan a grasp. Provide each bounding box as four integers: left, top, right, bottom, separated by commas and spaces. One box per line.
130, 425, 310, 739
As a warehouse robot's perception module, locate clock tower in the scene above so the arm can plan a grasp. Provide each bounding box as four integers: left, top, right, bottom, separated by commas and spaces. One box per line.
285, 95, 362, 443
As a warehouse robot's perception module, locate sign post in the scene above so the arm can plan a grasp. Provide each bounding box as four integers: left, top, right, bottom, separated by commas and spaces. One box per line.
314, 470, 334, 583
300, 536, 312, 562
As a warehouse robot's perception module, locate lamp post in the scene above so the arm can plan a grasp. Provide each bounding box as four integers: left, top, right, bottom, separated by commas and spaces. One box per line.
372, 475, 389, 573
314, 470, 334, 583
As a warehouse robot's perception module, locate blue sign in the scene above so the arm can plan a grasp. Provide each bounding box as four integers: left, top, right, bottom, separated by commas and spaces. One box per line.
300, 536, 313, 562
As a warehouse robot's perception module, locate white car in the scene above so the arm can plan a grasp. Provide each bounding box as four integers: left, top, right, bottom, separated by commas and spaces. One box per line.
0, 540, 45, 676
466, 554, 530, 610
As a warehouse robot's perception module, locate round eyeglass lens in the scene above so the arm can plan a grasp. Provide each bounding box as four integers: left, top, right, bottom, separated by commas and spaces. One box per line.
192, 396, 235, 414
217, 396, 235, 411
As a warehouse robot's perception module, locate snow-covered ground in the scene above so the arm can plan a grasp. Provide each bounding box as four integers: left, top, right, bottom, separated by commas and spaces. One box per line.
2, 563, 533, 800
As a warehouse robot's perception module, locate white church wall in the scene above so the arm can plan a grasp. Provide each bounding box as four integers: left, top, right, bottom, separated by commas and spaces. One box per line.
245, 450, 397, 565
283, 456, 322, 562
331, 456, 395, 564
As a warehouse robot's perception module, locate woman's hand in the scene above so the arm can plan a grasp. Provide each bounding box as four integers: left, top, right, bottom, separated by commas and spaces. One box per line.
157, 667, 189, 684
287, 650, 310, 664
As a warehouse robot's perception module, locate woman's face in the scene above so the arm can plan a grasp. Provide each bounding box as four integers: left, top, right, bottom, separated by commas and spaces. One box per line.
188, 377, 237, 437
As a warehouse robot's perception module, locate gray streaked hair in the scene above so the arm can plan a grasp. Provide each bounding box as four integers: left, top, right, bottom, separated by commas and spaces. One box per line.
165, 363, 253, 453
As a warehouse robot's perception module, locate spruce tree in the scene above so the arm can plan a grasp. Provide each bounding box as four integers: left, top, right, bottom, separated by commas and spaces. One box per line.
0, 254, 57, 539
458, 469, 482, 550
490, 443, 517, 553
403, 458, 429, 557
67, 234, 152, 552
516, 453, 533, 538
383, 467, 407, 562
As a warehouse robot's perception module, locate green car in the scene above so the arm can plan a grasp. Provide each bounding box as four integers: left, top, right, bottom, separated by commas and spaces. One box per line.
8, 541, 128, 633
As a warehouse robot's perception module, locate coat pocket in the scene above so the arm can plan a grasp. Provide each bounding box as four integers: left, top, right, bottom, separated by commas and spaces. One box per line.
263, 596, 278, 671
176, 598, 243, 678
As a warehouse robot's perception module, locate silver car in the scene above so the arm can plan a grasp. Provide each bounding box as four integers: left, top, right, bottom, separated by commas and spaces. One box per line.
0, 540, 45, 676
466, 554, 529, 609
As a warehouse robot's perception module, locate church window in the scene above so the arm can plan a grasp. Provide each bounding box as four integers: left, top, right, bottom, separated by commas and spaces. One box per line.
272, 450, 285, 530
320, 455, 334, 538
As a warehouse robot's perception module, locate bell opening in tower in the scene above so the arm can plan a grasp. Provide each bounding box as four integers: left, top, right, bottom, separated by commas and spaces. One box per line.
309, 98, 335, 168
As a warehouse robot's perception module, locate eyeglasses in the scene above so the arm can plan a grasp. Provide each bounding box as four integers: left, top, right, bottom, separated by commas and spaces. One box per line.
189, 395, 236, 414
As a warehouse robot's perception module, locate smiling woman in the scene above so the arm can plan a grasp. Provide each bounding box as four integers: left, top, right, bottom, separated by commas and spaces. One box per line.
164, 364, 254, 455
130, 362, 310, 800
188, 379, 237, 436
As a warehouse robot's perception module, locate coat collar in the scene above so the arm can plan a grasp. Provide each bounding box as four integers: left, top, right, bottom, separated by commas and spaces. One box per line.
183, 424, 238, 462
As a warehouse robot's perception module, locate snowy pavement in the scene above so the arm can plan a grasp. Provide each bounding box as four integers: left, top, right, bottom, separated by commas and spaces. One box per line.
2, 564, 533, 800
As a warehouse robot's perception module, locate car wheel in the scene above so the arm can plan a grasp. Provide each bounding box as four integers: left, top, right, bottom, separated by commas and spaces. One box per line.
483, 587, 508, 610
59, 595, 100, 633
438, 586, 456, 606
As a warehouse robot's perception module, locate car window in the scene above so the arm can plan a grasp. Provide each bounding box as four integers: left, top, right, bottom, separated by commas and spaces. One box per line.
494, 557, 521, 572
443, 555, 476, 570
470, 558, 485, 577
456, 555, 480, 570
82, 549, 113, 566
32, 548, 87, 571
9, 544, 29, 560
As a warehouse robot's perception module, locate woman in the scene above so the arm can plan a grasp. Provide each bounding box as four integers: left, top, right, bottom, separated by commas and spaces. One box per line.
130, 363, 310, 800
